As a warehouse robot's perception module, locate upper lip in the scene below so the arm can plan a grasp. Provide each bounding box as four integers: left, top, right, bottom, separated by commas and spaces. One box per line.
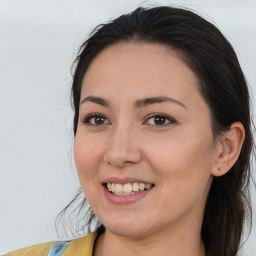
102, 177, 154, 185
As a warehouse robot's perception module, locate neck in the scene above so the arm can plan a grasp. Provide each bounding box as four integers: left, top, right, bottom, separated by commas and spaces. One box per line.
94, 222, 205, 256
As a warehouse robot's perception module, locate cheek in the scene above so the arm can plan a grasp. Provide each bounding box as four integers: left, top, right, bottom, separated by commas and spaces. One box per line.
74, 133, 104, 193
74, 135, 107, 216
145, 130, 213, 171
143, 130, 214, 208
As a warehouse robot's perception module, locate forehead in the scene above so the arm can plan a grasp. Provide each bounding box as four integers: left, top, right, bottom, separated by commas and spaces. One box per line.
81, 42, 200, 104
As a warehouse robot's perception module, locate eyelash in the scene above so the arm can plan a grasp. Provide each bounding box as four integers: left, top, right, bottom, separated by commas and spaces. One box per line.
82, 113, 177, 127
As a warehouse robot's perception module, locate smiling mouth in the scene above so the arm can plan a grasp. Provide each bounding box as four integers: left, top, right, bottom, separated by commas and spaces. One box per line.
103, 182, 154, 195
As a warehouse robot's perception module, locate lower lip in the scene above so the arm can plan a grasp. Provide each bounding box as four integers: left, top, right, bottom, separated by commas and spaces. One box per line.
103, 185, 154, 205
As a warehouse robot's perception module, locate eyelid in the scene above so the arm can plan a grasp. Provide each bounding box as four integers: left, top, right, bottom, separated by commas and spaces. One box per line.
143, 113, 177, 126
81, 112, 177, 127
82, 113, 111, 126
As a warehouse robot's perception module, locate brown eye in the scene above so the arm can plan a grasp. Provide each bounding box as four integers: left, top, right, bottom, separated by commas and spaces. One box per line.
154, 116, 166, 125
83, 114, 110, 126
94, 116, 106, 125
145, 114, 176, 126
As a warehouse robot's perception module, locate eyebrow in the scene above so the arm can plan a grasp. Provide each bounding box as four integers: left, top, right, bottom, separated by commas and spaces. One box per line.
80, 95, 187, 109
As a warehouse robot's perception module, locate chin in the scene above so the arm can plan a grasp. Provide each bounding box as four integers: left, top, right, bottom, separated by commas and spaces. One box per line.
107, 225, 149, 238
102, 215, 154, 238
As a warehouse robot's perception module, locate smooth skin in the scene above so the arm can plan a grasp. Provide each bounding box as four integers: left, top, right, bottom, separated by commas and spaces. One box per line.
74, 42, 245, 256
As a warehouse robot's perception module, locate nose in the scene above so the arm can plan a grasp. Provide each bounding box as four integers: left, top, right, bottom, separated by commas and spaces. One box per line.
103, 126, 142, 168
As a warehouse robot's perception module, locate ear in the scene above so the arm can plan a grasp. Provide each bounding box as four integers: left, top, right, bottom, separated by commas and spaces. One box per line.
211, 122, 245, 177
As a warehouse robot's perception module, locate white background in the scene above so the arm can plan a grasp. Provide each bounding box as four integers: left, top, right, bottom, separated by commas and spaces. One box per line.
0, 0, 255, 255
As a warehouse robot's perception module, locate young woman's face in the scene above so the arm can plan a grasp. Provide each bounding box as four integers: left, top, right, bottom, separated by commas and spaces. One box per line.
74, 42, 217, 237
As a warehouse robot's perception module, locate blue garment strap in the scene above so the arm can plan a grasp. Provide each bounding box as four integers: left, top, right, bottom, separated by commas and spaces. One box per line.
47, 241, 69, 256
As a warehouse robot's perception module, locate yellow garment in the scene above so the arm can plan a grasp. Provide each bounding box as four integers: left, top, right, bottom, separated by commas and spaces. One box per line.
5, 232, 97, 256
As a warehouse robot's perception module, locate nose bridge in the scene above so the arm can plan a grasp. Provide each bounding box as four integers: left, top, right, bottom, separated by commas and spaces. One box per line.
104, 121, 141, 167
111, 123, 130, 146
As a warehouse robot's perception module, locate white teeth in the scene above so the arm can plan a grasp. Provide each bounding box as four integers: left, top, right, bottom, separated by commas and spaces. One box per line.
145, 184, 151, 189
139, 183, 145, 191
123, 183, 132, 193
106, 182, 153, 195
115, 184, 123, 193
133, 183, 140, 192
107, 183, 112, 191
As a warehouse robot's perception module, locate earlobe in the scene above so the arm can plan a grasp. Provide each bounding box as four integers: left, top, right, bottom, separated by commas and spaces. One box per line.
211, 122, 245, 177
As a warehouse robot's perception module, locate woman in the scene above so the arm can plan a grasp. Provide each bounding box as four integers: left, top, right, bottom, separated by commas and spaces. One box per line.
6, 5, 254, 256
